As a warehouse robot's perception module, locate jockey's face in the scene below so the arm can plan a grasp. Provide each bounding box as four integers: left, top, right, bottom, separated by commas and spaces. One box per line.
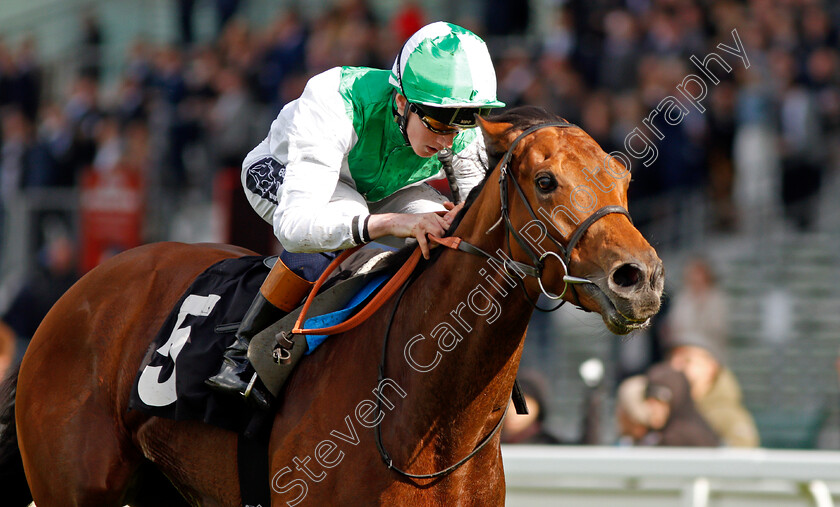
396, 94, 458, 158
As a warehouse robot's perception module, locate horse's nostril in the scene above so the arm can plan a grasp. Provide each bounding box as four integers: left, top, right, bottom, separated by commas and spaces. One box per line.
651, 262, 664, 288
613, 264, 642, 288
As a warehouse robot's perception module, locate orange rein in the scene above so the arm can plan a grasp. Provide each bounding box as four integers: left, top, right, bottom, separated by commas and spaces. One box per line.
291, 236, 461, 336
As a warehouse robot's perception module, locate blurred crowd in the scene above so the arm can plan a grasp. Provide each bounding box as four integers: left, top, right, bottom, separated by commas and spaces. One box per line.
1, 0, 838, 247
0, 0, 838, 439
515, 0, 840, 234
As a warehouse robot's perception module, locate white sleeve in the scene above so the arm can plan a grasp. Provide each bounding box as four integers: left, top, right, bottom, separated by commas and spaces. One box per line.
450, 134, 488, 201
258, 68, 364, 252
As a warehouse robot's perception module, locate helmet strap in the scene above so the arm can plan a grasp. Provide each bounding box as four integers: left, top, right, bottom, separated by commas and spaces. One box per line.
393, 96, 410, 145
394, 42, 411, 145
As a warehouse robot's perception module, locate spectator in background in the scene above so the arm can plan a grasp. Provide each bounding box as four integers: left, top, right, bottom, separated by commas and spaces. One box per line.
0, 39, 12, 110
176, 0, 241, 48
124, 40, 154, 89
615, 375, 654, 446
598, 9, 640, 94
150, 46, 190, 190
667, 339, 760, 447
1, 229, 78, 365
79, 10, 104, 81
496, 45, 536, 108
776, 47, 828, 230
0, 321, 14, 381
11, 36, 42, 121
644, 363, 720, 447
483, 0, 530, 37
707, 82, 738, 230
63, 75, 101, 171
733, 62, 782, 234
664, 258, 728, 361
177, 0, 197, 47
0, 107, 57, 193
502, 371, 562, 444
207, 66, 258, 169
257, 11, 309, 108
215, 0, 242, 35
92, 115, 124, 173
38, 103, 78, 187
0, 37, 41, 120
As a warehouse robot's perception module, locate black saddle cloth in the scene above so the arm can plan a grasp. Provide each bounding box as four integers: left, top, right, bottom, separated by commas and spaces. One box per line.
128, 255, 269, 433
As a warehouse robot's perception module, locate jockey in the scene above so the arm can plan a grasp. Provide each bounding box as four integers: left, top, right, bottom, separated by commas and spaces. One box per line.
207, 22, 505, 409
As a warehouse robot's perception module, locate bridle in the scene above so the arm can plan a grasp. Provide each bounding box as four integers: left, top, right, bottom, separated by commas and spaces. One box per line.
429, 121, 632, 312
492, 121, 631, 310
289, 121, 634, 480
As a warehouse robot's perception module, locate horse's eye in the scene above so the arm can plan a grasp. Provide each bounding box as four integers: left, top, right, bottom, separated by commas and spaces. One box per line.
535, 174, 557, 193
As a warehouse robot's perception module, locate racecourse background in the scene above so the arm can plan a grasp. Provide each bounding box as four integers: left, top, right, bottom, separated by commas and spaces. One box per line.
1, 0, 839, 458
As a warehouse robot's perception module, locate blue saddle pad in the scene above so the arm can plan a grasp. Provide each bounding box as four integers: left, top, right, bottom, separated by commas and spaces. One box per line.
300, 274, 388, 353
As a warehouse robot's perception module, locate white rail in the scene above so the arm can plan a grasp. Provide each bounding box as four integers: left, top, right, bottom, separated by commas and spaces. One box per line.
502, 445, 840, 507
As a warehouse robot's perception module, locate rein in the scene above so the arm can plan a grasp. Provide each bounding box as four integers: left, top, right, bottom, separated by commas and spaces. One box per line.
374, 268, 508, 479
288, 120, 633, 480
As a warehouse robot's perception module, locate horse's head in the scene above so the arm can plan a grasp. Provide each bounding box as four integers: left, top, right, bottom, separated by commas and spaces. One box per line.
474, 107, 664, 334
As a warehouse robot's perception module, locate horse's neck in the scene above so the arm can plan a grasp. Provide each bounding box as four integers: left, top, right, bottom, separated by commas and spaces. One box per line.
384, 188, 535, 465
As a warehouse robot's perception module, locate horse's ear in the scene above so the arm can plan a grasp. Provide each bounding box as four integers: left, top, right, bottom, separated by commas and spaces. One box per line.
477, 116, 516, 159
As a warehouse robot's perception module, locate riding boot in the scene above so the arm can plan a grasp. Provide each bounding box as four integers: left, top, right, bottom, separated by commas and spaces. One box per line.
206, 255, 314, 411
205, 294, 283, 410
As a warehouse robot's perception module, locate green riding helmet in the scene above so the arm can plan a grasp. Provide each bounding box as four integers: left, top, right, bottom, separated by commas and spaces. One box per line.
390, 21, 505, 129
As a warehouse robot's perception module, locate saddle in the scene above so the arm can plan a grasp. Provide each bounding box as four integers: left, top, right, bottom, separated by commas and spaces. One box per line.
250, 246, 395, 398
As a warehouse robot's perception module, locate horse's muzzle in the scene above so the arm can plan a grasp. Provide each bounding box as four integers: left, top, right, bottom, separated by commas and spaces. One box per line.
580, 259, 664, 335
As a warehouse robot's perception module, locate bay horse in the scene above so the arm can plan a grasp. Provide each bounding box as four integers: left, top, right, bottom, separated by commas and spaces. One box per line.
0, 107, 663, 506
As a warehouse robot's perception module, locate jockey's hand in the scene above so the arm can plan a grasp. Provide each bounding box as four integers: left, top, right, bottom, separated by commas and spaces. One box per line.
440, 201, 465, 225
367, 212, 451, 260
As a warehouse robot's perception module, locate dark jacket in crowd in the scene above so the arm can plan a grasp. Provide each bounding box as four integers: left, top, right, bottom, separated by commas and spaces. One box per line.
647, 363, 720, 447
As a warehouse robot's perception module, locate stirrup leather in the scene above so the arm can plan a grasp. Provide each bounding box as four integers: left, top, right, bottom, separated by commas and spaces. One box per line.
262, 255, 314, 313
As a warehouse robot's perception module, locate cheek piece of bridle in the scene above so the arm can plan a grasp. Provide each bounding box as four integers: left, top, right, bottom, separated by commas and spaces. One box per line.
370, 121, 632, 480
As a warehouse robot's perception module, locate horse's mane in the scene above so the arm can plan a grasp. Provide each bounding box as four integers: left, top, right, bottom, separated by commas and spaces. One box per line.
375, 106, 565, 274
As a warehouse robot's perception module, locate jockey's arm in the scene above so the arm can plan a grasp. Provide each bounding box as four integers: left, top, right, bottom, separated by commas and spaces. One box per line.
365, 131, 482, 258
447, 133, 488, 203
246, 68, 472, 258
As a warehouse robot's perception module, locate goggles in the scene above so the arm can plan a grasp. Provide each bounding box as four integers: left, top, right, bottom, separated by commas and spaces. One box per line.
409, 103, 492, 135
